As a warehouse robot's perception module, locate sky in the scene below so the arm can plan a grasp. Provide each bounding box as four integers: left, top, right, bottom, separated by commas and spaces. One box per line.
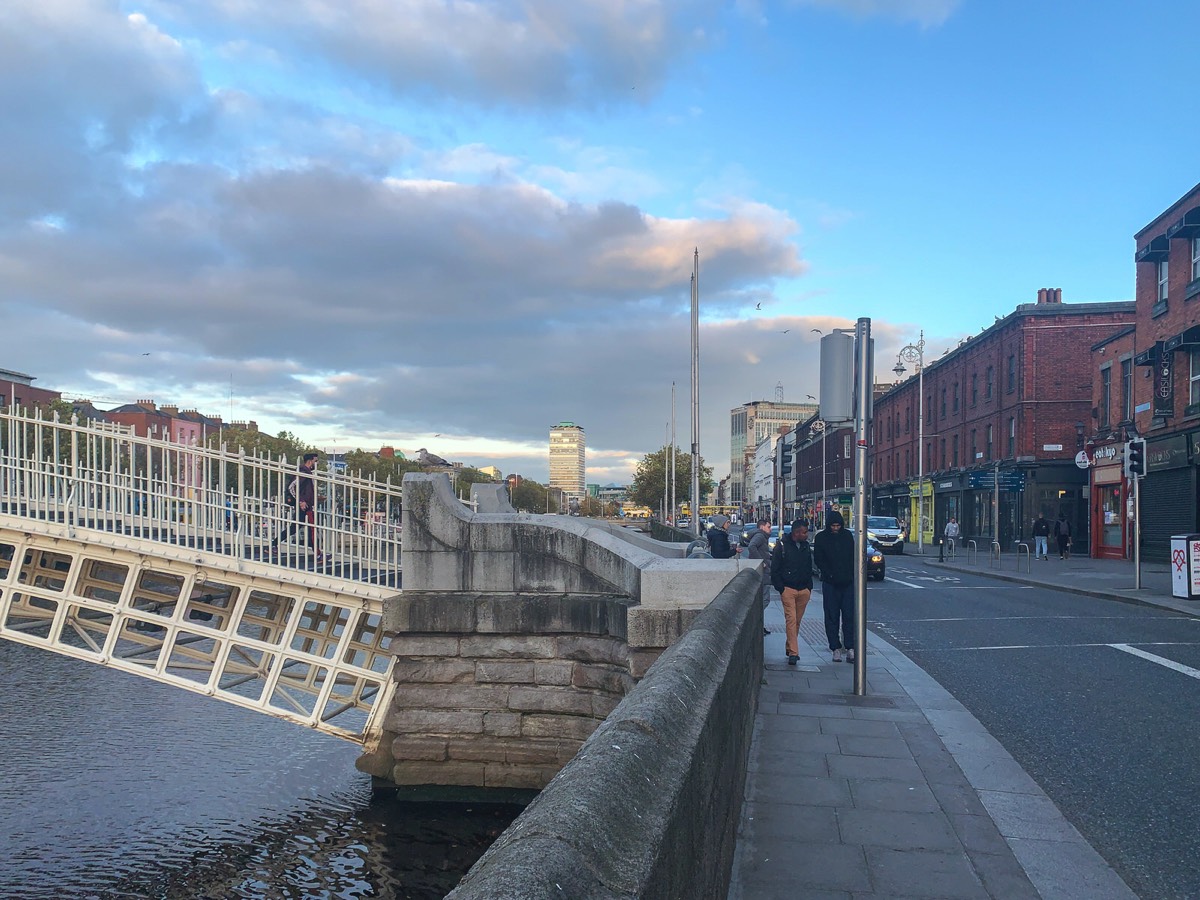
2, 0, 1199, 486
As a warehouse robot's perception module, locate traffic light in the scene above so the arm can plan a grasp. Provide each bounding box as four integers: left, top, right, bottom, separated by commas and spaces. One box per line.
779, 442, 793, 477
1127, 439, 1146, 478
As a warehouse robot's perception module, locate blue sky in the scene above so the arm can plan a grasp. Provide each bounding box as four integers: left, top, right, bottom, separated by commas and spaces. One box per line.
1, 0, 1197, 484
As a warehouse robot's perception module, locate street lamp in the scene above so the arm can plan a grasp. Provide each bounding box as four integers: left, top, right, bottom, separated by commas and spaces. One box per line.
811, 418, 827, 530
894, 330, 926, 554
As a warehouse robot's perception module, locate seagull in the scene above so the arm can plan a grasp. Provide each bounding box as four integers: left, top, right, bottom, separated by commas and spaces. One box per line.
780, 330, 789, 334
417, 448, 451, 467
755, 302, 761, 310
141, 352, 150, 356
810, 328, 822, 333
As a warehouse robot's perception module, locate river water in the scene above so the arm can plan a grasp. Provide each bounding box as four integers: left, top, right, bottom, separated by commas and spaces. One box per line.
0, 641, 520, 899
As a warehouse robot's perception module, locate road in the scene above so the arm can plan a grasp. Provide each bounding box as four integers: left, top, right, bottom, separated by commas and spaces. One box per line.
867, 558, 1200, 900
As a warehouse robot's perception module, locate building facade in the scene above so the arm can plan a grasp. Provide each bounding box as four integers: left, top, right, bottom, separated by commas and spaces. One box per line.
1126, 182, 1200, 561
0, 368, 62, 410
729, 399, 816, 507
871, 290, 1135, 552
549, 421, 586, 501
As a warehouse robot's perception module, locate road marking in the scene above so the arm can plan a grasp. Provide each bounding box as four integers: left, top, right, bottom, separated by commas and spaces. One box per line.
884, 575, 925, 588
1111, 643, 1200, 680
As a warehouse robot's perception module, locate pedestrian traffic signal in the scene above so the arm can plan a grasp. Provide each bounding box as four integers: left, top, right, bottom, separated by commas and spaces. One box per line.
1127, 439, 1145, 478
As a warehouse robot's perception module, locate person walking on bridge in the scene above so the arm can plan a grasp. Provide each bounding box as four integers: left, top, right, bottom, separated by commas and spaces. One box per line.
746, 518, 773, 635
771, 519, 813, 666
272, 452, 324, 563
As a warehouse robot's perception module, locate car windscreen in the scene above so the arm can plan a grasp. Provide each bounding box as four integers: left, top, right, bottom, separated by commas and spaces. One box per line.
867, 517, 900, 529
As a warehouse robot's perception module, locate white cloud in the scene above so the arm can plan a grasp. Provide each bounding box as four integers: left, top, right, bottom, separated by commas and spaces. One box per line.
790, 0, 960, 27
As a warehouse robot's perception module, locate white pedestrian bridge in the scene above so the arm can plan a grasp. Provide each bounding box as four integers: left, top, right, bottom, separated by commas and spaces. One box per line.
0, 406, 403, 744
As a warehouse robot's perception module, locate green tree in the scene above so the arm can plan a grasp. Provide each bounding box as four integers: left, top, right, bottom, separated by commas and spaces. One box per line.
627, 446, 714, 512
511, 478, 563, 513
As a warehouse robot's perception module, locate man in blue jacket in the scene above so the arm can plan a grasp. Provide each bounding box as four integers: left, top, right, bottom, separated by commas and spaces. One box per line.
813, 510, 855, 663
771, 519, 813, 666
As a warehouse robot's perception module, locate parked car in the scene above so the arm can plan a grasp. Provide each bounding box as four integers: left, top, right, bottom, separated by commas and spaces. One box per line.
865, 515, 905, 554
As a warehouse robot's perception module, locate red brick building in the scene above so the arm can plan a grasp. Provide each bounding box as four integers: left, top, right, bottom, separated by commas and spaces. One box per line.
871, 290, 1134, 551
0, 368, 62, 410
1126, 181, 1200, 560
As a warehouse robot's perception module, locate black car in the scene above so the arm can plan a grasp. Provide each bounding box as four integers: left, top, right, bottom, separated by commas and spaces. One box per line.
865, 541, 886, 581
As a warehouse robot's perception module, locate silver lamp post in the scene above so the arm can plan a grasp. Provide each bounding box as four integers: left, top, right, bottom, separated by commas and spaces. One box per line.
893, 330, 926, 554
811, 418, 827, 529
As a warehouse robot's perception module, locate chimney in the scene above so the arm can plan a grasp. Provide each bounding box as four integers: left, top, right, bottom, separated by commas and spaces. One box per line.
136, 399, 156, 410
161, 404, 179, 415
1037, 289, 1048, 304
1053, 288, 1062, 303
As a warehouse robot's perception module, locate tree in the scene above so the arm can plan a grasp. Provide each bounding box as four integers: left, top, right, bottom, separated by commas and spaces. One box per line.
627, 446, 714, 512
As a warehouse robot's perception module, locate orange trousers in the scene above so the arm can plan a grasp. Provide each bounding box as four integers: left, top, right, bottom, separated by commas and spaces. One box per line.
780, 587, 812, 658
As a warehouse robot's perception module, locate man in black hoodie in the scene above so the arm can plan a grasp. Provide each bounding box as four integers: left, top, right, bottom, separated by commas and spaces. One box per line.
771, 519, 814, 666
813, 510, 856, 663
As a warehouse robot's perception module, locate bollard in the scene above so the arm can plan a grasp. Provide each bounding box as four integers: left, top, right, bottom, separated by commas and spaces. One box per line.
938, 536, 944, 562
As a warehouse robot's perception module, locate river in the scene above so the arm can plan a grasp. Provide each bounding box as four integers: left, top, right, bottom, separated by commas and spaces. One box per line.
0, 641, 520, 899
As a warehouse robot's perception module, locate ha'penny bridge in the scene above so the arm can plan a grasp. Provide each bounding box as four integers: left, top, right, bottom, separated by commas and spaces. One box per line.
0, 406, 761, 897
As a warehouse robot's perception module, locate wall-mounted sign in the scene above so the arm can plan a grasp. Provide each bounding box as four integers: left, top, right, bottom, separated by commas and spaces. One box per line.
1136, 402, 1152, 413
1154, 342, 1174, 418
1148, 434, 1188, 471
1043, 443, 1063, 451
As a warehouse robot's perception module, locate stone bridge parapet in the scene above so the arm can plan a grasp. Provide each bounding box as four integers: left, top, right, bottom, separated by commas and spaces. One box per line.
358, 474, 752, 792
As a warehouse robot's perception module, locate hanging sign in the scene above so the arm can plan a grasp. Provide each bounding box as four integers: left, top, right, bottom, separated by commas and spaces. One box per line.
1154, 342, 1174, 418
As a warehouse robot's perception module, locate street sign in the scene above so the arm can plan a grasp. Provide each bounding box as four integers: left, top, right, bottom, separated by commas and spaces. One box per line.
1075, 450, 1091, 469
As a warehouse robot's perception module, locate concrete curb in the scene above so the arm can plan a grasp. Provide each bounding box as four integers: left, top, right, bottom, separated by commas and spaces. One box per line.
865, 630, 1136, 899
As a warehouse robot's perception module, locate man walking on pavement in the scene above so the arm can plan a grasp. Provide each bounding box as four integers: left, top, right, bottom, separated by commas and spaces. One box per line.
1054, 513, 1072, 559
771, 519, 813, 666
1032, 512, 1051, 560
814, 510, 856, 663
746, 518, 773, 636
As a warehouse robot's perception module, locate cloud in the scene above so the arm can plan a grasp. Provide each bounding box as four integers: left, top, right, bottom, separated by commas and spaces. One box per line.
789, 0, 961, 27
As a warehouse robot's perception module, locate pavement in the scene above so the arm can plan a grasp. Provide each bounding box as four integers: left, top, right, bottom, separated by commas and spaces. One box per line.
727, 552, 1198, 899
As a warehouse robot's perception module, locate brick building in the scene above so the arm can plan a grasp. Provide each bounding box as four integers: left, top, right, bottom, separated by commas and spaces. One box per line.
0, 368, 61, 410
871, 290, 1134, 551
1125, 181, 1200, 561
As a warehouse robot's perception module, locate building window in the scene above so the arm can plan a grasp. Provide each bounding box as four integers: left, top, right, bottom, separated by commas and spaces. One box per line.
1007, 354, 1016, 392
1158, 258, 1169, 301
986, 424, 993, 460
1007, 417, 1015, 457
940, 438, 946, 468
953, 383, 960, 412
905, 449, 910, 476
940, 388, 946, 418
971, 374, 978, 407
844, 435, 852, 459
905, 405, 910, 433
1193, 237, 1200, 282
953, 436, 959, 468
926, 395, 932, 425
1100, 366, 1111, 426
1191, 349, 1200, 407
986, 366, 994, 399
971, 429, 977, 461
1121, 358, 1132, 422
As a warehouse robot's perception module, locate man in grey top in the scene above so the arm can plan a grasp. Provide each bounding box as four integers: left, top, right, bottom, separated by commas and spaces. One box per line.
745, 518, 773, 635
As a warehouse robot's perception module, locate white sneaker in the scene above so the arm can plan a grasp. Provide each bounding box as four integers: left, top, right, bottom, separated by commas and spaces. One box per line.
832, 648, 842, 662
846, 648, 856, 662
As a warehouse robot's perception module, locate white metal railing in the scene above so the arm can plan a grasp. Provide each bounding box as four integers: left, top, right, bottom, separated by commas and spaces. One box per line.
0, 405, 403, 585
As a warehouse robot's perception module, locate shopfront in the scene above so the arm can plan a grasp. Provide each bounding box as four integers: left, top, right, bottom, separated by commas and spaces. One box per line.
1089, 441, 1126, 560
907, 479, 934, 548
1140, 433, 1193, 562
932, 476, 963, 544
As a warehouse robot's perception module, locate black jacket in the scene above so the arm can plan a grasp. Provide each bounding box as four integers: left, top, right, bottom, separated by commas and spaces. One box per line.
813, 516, 855, 587
1032, 517, 1051, 537
707, 525, 735, 559
771, 535, 814, 592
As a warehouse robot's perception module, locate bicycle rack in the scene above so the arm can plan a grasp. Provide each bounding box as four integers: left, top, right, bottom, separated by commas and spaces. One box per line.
1015, 541, 1031, 572
989, 540, 1001, 569
966, 539, 977, 565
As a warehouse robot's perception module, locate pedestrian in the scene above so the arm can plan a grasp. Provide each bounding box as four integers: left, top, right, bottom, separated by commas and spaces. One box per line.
943, 517, 959, 557
746, 518, 774, 635
771, 519, 813, 666
272, 452, 324, 562
813, 510, 856, 664
1054, 513, 1072, 560
1032, 513, 1051, 560
706, 514, 736, 559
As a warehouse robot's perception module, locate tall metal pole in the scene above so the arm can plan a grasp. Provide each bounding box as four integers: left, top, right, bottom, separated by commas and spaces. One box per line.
1133, 471, 1141, 589
993, 458, 1000, 550
853, 318, 872, 695
670, 382, 676, 525
917, 351, 924, 553
663, 421, 669, 522
821, 424, 827, 530
690, 250, 701, 538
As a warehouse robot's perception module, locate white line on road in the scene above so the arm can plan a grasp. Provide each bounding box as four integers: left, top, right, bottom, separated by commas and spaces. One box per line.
1111, 643, 1200, 680
883, 575, 925, 588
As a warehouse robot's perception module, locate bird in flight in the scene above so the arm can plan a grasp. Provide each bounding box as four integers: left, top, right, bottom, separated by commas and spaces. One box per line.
141, 352, 150, 356
755, 302, 761, 310
780, 329, 790, 334
810, 328, 822, 333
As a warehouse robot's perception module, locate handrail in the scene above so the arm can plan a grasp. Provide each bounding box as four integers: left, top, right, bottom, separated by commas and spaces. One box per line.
1015, 541, 1031, 573
0, 404, 406, 585
966, 539, 977, 565
989, 540, 1001, 569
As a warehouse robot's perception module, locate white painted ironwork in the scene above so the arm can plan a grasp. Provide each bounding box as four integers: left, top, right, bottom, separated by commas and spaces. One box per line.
0, 529, 394, 742
0, 405, 402, 587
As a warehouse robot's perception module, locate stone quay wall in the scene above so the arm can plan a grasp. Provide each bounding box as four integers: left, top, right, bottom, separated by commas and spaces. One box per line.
356, 473, 754, 793
446, 569, 764, 900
